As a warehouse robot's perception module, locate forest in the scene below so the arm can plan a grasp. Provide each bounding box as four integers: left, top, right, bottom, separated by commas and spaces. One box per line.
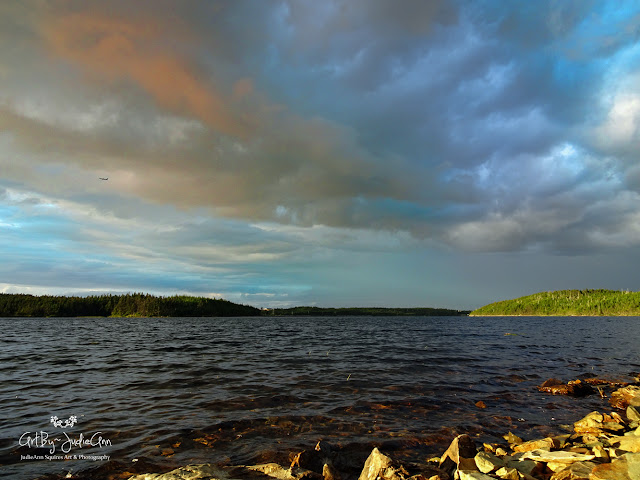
271, 306, 468, 316
470, 289, 640, 316
0, 293, 260, 317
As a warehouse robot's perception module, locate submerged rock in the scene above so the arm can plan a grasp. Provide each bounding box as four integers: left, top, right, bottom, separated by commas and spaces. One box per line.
538, 379, 593, 396
127, 464, 235, 480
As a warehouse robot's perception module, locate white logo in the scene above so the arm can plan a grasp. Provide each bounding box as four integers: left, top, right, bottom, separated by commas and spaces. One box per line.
50, 415, 78, 429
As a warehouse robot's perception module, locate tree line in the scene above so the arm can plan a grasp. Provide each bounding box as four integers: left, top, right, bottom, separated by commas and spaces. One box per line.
271, 306, 469, 316
0, 293, 260, 317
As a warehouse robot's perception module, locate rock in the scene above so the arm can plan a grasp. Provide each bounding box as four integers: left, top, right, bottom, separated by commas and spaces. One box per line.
474, 451, 504, 473
247, 463, 319, 480
323, 463, 341, 480
457, 472, 494, 480
540, 378, 564, 388
503, 432, 523, 445
592, 444, 610, 461
503, 458, 539, 476
495, 447, 509, 457
538, 379, 593, 396
628, 406, 640, 423
609, 434, 640, 453
494, 467, 519, 480
573, 411, 625, 435
610, 386, 640, 409
589, 453, 639, 480
512, 437, 555, 453
549, 461, 595, 480
520, 449, 595, 464
438, 435, 477, 475
358, 448, 408, 480
127, 464, 234, 480
291, 447, 331, 473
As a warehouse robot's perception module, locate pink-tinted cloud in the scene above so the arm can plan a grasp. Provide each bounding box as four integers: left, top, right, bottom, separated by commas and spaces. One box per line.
40, 11, 249, 138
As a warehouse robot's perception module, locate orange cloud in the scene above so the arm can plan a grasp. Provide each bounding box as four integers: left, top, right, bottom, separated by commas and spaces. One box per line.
40, 12, 249, 138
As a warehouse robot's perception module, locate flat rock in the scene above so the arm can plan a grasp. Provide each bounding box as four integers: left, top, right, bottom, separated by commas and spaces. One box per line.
474, 451, 504, 473
609, 434, 640, 453
549, 461, 595, 479
512, 437, 554, 453
521, 449, 595, 464
247, 463, 319, 480
594, 453, 640, 480
504, 458, 538, 476
457, 471, 494, 480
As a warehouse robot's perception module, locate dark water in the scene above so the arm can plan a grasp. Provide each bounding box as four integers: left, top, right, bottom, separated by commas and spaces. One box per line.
1, 315, 639, 479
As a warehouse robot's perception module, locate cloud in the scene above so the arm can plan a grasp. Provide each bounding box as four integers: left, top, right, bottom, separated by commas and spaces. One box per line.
39, 9, 250, 138
3, 0, 640, 312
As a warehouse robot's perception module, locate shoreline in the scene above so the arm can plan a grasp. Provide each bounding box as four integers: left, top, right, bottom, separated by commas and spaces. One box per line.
32, 377, 640, 480
122, 383, 640, 480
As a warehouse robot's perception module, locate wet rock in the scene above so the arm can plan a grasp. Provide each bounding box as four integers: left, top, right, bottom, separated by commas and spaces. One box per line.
548, 461, 596, 480
474, 451, 504, 473
538, 379, 593, 396
610, 386, 640, 409
502, 432, 523, 445
248, 463, 320, 480
438, 435, 477, 476
291, 445, 331, 473
127, 464, 233, 480
322, 463, 341, 480
358, 447, 409, 480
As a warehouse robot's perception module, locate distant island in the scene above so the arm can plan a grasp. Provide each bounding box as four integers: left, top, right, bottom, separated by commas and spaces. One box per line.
470, 289, 640, 316
270, 306, 469, 316
0, 293, 467, 317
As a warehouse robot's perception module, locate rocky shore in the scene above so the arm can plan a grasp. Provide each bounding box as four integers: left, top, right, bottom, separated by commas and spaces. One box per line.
124, 382, 640, 480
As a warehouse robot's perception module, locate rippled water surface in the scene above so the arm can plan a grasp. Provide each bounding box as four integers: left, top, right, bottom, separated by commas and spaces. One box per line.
2, 315, 640, 479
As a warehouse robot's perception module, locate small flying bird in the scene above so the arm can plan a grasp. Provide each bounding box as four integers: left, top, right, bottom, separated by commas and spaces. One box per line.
99, 177, 108, 181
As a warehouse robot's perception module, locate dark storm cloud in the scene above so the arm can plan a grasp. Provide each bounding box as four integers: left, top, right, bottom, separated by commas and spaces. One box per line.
2, 0, 640, 258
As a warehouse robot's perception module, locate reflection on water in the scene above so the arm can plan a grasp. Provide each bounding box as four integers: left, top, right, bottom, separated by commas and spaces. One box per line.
1, 315, 639, 479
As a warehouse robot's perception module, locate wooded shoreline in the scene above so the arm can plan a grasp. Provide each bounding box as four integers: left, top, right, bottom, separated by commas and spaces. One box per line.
0, 293, 467, 317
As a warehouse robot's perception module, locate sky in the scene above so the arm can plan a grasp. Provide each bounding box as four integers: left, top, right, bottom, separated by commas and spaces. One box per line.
1, 1, 640, 310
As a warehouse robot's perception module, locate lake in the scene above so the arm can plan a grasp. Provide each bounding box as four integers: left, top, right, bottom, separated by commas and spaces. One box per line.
2, 315, 639, 479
